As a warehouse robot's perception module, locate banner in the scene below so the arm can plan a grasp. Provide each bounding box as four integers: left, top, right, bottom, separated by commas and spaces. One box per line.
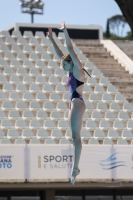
81, 145, 133, 180
0, 145, 26, 182
28, 145, 133, 181
28, 144, 73, 181
0, 144, 133, 182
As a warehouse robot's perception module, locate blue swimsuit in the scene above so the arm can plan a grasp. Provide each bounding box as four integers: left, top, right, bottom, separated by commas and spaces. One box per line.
66, 71, 84, 103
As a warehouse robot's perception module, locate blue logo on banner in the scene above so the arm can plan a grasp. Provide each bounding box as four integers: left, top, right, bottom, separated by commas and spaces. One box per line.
0, 155, 13, 169
99, 153, 126, 170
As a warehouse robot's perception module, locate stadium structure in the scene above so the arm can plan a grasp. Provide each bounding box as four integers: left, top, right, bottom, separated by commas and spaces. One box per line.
0, 22, 133, 200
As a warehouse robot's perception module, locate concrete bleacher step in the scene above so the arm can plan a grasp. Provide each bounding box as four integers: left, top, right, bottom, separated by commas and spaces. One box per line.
97, 67, 126, 71
83, 53, 110, 58
73, 39, 133, 104
73, 39, 102, 46
100, 70, 130, 75
102, 76, 133, 82
116, 85, 133, 91
79, 46, 108, 53
113, 40, 133, 61
101, 73, 132, 78
88, 58, 119, 64
109, 78, 133, 83
95, 63, 123, 68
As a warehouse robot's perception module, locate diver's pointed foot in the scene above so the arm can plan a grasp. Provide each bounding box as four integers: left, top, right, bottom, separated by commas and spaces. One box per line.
70, 176, 76, 185
70, 168, 80, 185
71, 168, 80, 177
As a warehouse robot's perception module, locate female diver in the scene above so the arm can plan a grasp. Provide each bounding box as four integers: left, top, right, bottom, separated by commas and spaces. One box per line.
46, 21, 91, 185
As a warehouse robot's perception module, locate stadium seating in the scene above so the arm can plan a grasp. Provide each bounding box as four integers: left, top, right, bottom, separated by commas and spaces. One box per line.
0, 31, 133, 145
35, 31, 45, 39
108, 130, 121, 139
12, 30, 22, 38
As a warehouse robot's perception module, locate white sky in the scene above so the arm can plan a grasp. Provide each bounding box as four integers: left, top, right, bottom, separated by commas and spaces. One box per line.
0, 0, 130, 36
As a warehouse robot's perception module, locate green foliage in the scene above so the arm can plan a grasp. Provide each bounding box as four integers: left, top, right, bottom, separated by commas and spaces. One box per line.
124, 31, 132, 40
109, 14, 126, 23
103, 31, 132, 40
105, 14, 128, 38
105, 18, 110, 38
104, 14, 132, 40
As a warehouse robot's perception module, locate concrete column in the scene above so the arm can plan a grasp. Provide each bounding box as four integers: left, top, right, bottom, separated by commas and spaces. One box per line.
7, 193, 11, 200
113, 189, 116, 200
82, 190, 85, 200
45, 189, 55, 200
40, 190, 45, 200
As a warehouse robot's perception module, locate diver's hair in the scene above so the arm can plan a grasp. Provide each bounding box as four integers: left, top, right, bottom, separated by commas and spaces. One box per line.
82, 68, 91, 77
61, 54, 91, 77
61, 54, 72, 62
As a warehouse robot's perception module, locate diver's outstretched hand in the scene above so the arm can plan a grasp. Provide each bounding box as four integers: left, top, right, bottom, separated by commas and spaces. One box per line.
58, 21, 66, 31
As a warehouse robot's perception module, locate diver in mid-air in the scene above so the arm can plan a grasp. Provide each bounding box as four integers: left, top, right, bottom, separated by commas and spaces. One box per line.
47, 21, 91, 185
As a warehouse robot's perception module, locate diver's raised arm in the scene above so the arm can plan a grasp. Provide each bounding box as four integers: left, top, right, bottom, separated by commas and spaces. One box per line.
59, 21, 82, 69
46, 27, 63, 59
58, 21, 73, 49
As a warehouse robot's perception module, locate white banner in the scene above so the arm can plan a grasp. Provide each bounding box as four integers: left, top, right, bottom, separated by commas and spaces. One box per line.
28, 145, 133, 181
28, 144, 73, 181
0, 145, 133, 181
81, 145, 133, 180
0, 145, 26, 182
